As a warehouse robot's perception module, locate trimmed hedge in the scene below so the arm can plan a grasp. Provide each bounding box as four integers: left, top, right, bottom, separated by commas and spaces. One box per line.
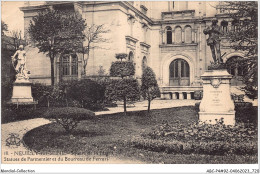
110, 61, 135, 78
31, 79, 106, 111
43, 107, 95, 120
66, 79, 106, 111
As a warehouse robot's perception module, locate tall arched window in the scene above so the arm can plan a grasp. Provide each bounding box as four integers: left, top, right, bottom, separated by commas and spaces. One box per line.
128, 51, 134, 61
166, 26, 172, 44
175, 26, 182, 44
61, 54, 78, 76
142, 56, 147, 72
232, 19, 239, 32
184, 26, 192, 43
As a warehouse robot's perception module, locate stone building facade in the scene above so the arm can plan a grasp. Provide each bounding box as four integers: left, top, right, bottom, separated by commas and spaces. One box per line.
20, 1, 245, 99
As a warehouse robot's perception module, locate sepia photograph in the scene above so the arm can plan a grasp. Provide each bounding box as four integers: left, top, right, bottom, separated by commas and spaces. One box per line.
1, 0, 258, 173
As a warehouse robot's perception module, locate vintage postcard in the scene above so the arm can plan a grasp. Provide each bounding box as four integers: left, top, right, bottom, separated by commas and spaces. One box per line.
1, 1, 258, 173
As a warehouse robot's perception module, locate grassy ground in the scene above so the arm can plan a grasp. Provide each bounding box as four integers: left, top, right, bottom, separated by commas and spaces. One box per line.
23, 106, 257, 164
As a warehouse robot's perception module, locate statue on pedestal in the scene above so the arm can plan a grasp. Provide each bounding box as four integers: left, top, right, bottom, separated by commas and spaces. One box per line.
203, 19, 224, 65
11, 45, 30, 80
9, 45, 35, 104
199, 19, 235, 126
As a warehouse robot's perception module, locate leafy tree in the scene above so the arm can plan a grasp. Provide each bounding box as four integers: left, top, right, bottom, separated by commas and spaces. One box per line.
141, 67, 160, 113
2, 30, 23, 50
78, 24, 110, 75
218, 1, 257, 99
107, 54, 140, 115
1, 21, 8, 36
28, 9, 85, 86
105, 79, 140, 115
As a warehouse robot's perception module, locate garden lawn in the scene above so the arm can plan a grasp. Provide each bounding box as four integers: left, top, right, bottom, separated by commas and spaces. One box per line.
23, 106, 257, 164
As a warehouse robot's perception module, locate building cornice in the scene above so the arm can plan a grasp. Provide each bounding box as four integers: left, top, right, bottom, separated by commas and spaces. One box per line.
20, 2, 232, 27
159, 43, 198, 48
140, 42, 151, 48
120, 1, 154, 25
125, 36, 138, 43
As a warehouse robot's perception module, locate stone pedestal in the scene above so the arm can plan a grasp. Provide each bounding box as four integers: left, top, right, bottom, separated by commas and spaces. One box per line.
199, 69, 235, 126
10, 79, 34, 103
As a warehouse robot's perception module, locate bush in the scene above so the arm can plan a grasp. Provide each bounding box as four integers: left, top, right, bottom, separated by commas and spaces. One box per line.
1, 80, 13, 104
235, 102, 257, 125
194, 90, 203, 100
31, 80, 106, 110
31, 83, 53, 107
131, 120, 257, 155
66, 79, 106, 111
43, 107, 95, 133
31, 83, 73, 107
110, 61, 135, 78
194, 102, 200, 112
195, 101, 256, 124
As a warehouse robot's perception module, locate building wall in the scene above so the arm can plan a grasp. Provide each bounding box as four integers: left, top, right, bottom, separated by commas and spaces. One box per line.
20, 1, 244, 88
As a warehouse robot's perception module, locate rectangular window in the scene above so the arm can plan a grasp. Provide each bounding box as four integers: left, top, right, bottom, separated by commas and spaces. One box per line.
62, 55, 70, 75
71, 55, 78, 75
172, 2, 175, 9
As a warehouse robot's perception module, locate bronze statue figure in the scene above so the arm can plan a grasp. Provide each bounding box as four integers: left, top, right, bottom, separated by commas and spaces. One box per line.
203, 19, 223, 64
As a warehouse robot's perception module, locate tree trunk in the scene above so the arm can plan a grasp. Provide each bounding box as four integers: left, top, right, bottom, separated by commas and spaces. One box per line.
148, 99, 151, 113
123, 96, 127, 115
50, 55, 55, 86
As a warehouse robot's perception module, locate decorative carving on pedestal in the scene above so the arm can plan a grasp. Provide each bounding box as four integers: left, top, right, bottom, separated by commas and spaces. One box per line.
199, 69, 235, 126
211, 79, 221, 88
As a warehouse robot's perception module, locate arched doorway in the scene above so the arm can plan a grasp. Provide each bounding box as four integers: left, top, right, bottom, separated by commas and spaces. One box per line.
226, 56, 245, 86
169, 59, 190, 86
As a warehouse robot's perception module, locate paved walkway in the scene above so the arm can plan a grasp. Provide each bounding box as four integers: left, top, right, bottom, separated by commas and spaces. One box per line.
2, 99, 196, 164
95, 99, 197, 115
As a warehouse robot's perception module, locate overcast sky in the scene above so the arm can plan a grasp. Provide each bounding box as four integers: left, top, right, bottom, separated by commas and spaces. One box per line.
1, 1, 25, 37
